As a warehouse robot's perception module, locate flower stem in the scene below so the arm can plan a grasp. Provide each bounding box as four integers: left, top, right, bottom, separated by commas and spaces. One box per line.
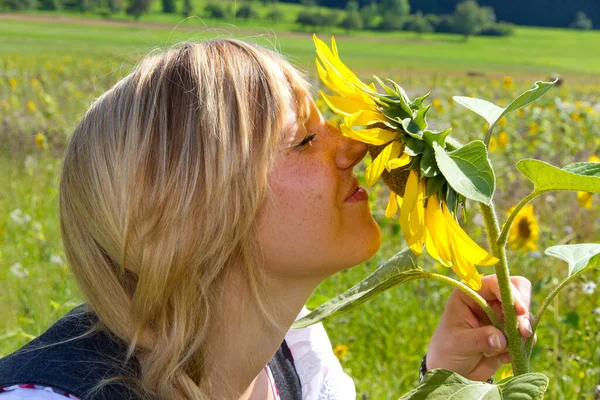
524, 276, 571, 357
425, 272, 504, 333
479, 201, 529, 375
497, 191, 539, 248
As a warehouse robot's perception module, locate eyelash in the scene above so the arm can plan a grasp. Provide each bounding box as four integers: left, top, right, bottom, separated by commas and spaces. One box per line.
294, 132, 316, 151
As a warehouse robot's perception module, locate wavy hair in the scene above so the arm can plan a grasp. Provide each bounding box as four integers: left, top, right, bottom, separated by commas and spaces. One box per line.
59, 39, 310, 399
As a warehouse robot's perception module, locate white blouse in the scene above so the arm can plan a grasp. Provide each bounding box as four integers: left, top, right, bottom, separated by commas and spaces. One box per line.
0, 307, 355, 400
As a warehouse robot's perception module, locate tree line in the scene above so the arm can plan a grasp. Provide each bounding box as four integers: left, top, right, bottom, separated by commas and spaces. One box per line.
286, 0, 597, 30
0, 0, 593, 33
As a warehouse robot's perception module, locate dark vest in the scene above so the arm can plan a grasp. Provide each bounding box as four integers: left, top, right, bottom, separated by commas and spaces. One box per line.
0, 305, 302, 399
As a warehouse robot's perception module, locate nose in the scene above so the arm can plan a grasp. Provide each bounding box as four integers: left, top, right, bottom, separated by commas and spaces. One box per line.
335, 128, 368, 170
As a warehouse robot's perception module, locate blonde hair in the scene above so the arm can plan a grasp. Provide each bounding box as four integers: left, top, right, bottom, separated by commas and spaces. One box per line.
59, 39, 310, 399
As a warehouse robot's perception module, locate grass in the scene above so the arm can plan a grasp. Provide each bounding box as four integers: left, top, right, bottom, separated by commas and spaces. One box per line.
1, 15, 599, 399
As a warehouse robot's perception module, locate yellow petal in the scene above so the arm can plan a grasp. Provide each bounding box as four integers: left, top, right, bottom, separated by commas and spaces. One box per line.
401, 171, 419, 253
385, 191, 398, 218
448, 240, 483, 290
590, 155, 600, 163
348, 109, 385, 127
340, 124, 396, 146
577, 191, 593, 209
442, 203, 499, 266
321, 92, 374, 117
424, 194, 453, 267
365, 141, 402, 187
386, 151, 411, 172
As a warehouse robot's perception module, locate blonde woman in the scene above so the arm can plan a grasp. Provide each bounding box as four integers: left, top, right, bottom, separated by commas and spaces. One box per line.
0, 40, 534, 400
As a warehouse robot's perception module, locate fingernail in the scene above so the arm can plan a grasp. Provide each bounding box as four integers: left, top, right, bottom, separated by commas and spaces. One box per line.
522, 318, 533, 337
489, 333, 501, 351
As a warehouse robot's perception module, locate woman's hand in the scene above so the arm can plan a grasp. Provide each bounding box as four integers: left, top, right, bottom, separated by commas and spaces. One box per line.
426, 275, 535, 382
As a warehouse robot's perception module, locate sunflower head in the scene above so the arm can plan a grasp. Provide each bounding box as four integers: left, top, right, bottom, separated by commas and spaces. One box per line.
507, 204, 539, 252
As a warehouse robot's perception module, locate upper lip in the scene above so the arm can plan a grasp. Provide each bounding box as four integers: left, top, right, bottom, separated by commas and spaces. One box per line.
344, 178, 360, 201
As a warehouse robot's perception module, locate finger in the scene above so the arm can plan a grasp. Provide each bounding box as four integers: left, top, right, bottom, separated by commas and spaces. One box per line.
460, 325, 507, 357
510, 276, 532, 308
518, 314, 533, 338
498, 352, 510, 364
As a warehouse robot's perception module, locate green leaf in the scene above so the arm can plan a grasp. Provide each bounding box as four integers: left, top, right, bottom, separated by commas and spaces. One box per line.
562, 161, 600, 177
401, 369, 549, 399
420, 146, 439, 178
404, 137, 427, 156
423, 128, 452, 148
452, 96, 504, 127
433, 140, 496, 205
426, 175, 446, 197
545, 243, 600, 277
292, 248, 424, 329
517, 159, 600, 193
454, 80, 556, 144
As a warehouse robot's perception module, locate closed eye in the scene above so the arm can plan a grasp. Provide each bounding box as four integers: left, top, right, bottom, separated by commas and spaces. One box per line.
293, 132, 316, 151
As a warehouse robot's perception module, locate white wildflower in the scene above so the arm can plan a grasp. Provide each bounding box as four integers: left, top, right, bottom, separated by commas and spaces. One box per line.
9, 209, 31, 225
582, 281, 597, 295
10, 263, 29, 278
32, 222, 43, 232
50, 255, 63, 264
563, 226, 574, 235
24, 155, 37, 175
530, 251, 542, 258
594, 307, 600, 315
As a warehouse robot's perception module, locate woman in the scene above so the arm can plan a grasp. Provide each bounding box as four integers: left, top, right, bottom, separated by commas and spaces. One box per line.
0, 39, 534, 399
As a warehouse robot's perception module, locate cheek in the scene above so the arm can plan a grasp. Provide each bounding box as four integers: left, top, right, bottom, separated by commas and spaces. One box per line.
257, 159, 340, 268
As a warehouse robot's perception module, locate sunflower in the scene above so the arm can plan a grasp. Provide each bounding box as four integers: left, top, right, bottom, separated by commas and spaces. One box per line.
507, 204, 539, 252
314, 36, 498, 290
577, 155, 600, 209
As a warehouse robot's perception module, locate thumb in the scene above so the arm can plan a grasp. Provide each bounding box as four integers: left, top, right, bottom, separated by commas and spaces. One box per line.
465, 326, 507, 357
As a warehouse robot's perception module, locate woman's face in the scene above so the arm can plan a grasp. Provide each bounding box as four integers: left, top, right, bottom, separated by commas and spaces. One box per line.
257, 96, 381, 280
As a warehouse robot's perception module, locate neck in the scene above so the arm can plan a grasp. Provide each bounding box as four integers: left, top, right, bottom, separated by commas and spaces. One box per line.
206, 267, 322, 399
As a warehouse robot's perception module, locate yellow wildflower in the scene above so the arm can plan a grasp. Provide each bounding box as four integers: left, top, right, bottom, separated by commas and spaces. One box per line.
570, 113, 582, 122
333, 344, 348, 360
35, 133, 47, 149
577, 155, 599, 209
517, 108, 525, 117
8, 78, 17, 88
498, 117, 507, 127
28, 101, 36, 113
507, 204, 539, 252
488, 137, 498, 152
504, 76, 514, 90
529, 122, 538, 134
432, 98, 444, 113
498, 131, 508, 148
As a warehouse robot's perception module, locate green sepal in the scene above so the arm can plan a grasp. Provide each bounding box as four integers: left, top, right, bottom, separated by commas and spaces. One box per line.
426, 175, 446, 198
408, 154, 422, 171
423, 128, 452, 148
413, 104, 431, 130
401, 117, 424, 139
420, 146, 440, 177
405, 137, 427, 156
412, 91, 431, 108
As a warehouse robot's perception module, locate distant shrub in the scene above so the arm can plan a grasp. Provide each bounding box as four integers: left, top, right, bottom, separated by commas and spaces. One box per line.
404, 11, 434, 35
38, 0, 61, 10
235, 3, 258, 20
323, 9, 342, 27
425, 13, 440, 30
266, 7, 284, 23
434, 14, 455, 33
570, 11, 593, 30
296, 10, 325, 30
204, 2, 227, 20
340, 11, 363, 32
360, 2, 380, 30
479, 22, 515, 36
378, 14, 404, 31
3, 0, 38, 9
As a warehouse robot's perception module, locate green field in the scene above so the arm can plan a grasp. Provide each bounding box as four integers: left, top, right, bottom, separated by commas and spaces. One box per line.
1, 15, 599, 399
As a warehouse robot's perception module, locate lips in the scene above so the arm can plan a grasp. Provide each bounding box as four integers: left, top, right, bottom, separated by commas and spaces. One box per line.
345, 179, 360, 201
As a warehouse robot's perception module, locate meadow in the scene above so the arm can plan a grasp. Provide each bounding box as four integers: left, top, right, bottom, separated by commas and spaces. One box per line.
1, 14, 599, 399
